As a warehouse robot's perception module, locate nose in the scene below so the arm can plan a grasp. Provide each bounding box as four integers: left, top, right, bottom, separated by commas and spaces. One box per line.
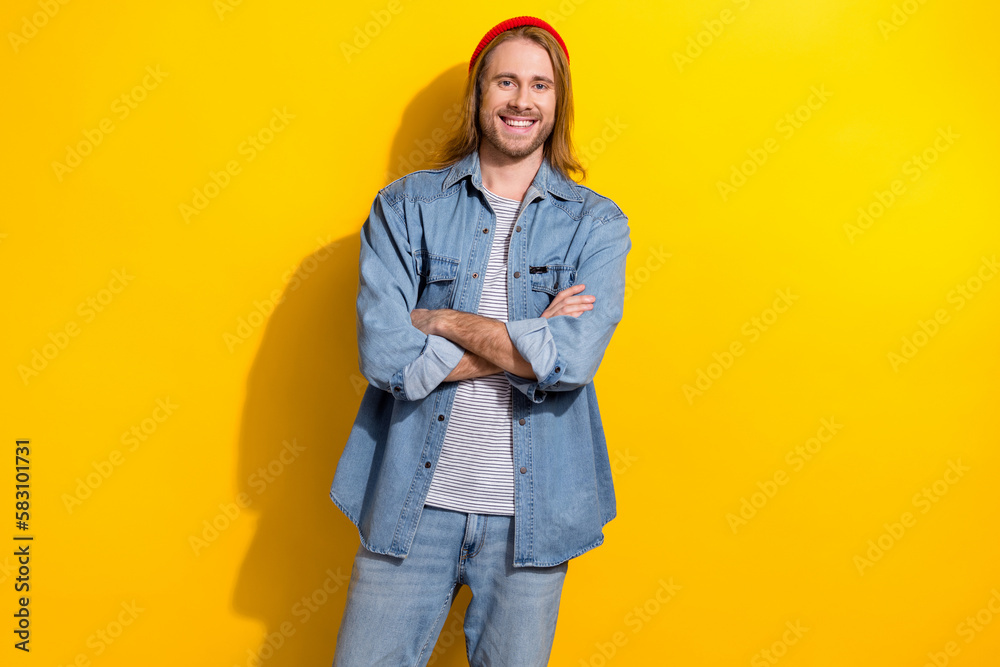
511, 85, 533, 112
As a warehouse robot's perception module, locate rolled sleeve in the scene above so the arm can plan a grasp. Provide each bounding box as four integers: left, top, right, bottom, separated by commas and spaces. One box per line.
505, 213, 630, 398
392, 334, 465, 401
357, 191, 463, 401
503, 317, 566, 403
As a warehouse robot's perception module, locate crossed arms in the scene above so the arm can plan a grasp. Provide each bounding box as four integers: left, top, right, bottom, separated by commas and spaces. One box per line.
409, 286, 595, 382
356, 190, 630, 403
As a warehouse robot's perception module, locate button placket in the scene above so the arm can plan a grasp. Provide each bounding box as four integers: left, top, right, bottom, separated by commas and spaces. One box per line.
465, 204, 494, 313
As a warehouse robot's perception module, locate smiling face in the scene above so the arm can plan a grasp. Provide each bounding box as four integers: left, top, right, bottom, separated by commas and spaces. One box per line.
477, 37, 557, 161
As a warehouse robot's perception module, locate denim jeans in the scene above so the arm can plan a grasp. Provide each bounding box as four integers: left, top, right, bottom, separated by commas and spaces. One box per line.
333, 505, 569, 666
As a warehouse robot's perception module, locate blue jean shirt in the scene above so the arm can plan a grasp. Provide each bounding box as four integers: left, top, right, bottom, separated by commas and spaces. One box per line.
329, 150, 631, 567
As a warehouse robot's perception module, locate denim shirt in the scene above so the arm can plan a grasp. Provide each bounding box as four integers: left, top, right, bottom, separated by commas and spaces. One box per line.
329, 150, 631, 567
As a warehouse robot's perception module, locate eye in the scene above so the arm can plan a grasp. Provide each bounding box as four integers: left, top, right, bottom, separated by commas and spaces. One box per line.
499, 80, 514, 88
533, 83, 549, 91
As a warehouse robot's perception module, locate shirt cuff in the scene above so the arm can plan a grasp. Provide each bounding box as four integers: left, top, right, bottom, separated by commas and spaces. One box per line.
504, 318, 565, 402
390, 334, 465, 401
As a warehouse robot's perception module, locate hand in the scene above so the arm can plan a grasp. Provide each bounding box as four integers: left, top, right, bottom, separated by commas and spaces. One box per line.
541, 284, 595, 319
410, 308, 447, 335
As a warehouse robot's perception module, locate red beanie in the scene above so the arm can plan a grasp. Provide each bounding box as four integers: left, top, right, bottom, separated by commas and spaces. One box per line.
468, 16, 569, 73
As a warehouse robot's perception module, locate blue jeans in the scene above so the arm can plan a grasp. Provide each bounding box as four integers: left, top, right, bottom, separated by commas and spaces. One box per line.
333, 505, 569, 666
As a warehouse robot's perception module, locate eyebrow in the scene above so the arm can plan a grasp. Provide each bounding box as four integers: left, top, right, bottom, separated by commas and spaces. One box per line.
492, 71, 555, 85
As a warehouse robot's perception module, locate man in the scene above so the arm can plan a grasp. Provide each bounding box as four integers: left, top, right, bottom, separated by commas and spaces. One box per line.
330, 16, 631, 666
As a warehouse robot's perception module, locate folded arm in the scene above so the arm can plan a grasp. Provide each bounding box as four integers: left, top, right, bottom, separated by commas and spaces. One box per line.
356, 191, 468, 401
502, 214, 631, 403
443, 350, 502, 381
411, 309, 536, 379
410, 277, 601, 381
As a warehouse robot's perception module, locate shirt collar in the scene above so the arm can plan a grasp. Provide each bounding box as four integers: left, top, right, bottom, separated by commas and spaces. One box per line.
443, 149, 583, 202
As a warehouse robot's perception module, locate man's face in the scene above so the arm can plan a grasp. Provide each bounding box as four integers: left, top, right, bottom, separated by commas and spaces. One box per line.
478, 37, 557, 161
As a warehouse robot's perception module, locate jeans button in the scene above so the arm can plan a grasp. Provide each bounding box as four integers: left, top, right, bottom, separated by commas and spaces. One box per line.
519, 466, 527, 474
518, 418, 525, 425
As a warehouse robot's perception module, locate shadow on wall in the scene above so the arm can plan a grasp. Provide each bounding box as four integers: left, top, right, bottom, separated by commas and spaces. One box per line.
231, 63, 476, 667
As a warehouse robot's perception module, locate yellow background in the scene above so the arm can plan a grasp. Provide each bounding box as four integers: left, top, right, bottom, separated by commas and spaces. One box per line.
3, 0, 999, 665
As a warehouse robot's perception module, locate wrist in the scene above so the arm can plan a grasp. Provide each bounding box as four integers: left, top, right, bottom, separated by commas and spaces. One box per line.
434, 309, 457, 338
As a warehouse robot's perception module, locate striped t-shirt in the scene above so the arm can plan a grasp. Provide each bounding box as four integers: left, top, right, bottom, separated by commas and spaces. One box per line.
423, 186, 520, 515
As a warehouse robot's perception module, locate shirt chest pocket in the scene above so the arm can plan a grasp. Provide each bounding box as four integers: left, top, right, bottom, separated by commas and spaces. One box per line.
414, 249, 461, 310
529, 264, 577, 317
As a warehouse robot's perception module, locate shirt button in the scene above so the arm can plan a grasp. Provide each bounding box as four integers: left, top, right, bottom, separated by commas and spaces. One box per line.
513, 271, 521, 278
472, 272, 478, 279
482, 227, 489, 234
515, 225, 521, 232
437, 414, 445, 421
520, 466, 527, 474
425, 461, 431, 468
518, 418, 525, 425
394, 385, 402, 391
554, 366, 560, 373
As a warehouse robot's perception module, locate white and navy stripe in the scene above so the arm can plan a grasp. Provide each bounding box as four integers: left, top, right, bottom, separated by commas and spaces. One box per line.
424, 187, 520, 516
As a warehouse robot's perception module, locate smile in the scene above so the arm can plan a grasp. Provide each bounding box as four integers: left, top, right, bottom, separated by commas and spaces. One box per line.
501, 116, 537, 129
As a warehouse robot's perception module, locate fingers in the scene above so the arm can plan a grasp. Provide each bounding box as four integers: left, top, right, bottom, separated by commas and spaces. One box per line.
559, 302, 594, 317
553, 284, 587, 301
552, 285, 597, 310
544, 285, 595, 318
550, 284, 587, 307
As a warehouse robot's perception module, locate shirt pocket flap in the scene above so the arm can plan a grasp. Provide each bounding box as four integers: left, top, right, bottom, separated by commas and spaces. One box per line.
529, 264, 577, 295
415, 250, 460, 283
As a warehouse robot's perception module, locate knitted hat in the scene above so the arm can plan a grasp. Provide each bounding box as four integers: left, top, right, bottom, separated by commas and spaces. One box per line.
468, 16, 569, 73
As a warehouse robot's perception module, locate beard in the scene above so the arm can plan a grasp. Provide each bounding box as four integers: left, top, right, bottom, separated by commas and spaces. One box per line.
478, 107, 554, 159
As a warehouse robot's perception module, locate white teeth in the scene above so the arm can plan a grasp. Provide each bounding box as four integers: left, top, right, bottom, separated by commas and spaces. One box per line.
503, 118, 534, 127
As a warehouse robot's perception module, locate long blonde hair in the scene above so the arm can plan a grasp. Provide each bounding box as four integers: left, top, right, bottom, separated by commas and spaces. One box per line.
429, 26, 585, 182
